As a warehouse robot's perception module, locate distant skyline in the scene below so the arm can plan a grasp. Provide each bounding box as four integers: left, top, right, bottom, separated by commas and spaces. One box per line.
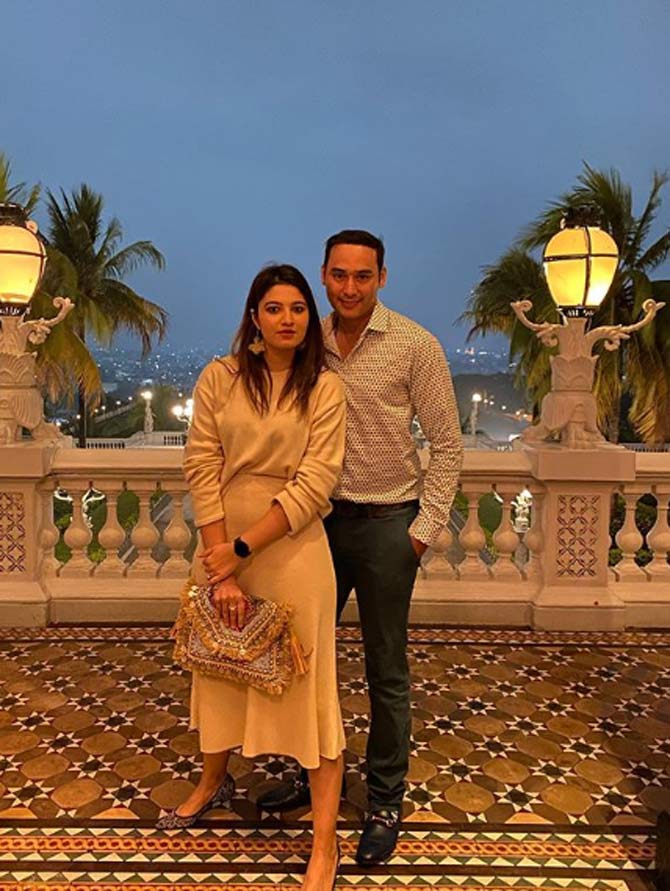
4, 0, 670, 354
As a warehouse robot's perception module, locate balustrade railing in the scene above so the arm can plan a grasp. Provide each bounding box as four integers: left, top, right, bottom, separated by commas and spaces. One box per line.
609, 460, 670, 582
85, 431, 186, 449
1, 445, 669, 627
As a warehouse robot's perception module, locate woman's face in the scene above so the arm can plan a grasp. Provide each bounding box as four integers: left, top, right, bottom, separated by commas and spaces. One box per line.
255, 284, 310, 354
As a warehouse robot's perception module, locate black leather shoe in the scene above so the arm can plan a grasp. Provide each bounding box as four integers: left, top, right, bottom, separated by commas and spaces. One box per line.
257, 769, 348, 812
356, 808, 401, 866
257, 769, 311, 812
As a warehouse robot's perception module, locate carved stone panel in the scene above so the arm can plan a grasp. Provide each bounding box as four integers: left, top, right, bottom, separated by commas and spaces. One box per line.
556, 494, 599, 578
0, 492, 26, 574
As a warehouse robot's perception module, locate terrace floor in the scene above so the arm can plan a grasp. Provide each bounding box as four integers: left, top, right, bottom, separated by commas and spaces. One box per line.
0, 624, 668, 890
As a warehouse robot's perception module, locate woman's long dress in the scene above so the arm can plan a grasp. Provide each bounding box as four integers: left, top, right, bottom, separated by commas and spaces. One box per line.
182, 357, 346, 768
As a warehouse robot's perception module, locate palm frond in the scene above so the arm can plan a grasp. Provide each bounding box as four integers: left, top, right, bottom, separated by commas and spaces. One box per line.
70, 184, 105, 246
0, 152, 40, 213
458, 248, 553, 340
96, 217, 123, 264
105, 241, 166, 278
626, 333, 670, 442
626, 170, 668, 265
34, 322, 104, 409
638, 232, 670, 273
517, 202, 567, 253
98, 278, 168, 355
518, 162, 634, 255
592, 345, 621, 433
27, 292, 104, 408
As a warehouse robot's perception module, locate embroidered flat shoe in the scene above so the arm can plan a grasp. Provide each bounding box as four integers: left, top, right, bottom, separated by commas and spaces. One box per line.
156, 774, 235, 829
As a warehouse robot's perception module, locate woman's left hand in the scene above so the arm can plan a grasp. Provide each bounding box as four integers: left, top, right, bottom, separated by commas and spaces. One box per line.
201, 542, 241, 585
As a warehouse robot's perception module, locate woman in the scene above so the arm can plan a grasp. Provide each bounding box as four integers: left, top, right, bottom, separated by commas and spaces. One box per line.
158, 264, 345, 891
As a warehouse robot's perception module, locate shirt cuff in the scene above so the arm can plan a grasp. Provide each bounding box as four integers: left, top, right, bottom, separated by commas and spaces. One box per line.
409, 513, 446, 548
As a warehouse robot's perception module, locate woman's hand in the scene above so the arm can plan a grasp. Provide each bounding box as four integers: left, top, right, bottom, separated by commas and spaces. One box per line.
201, 541, 241, 585
210, 577, 249, 631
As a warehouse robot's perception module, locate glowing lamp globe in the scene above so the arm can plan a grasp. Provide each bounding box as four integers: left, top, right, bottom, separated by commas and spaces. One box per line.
543, 211, 619, 316
0, 204, 47, 316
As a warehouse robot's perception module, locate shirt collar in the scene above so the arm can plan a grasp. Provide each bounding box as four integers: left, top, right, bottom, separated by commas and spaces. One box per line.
323, 300, 389, 353
367, 301, 390, 332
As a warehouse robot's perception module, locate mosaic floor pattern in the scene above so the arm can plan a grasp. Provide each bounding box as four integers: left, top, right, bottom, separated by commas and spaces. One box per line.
0, 625, 667, 889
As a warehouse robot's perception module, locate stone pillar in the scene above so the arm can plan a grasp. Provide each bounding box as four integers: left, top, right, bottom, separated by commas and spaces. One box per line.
0, 444, 56, 626
527, 445, 635, 630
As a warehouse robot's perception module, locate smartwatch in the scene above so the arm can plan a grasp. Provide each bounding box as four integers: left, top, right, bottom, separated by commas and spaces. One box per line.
233, 536, 252, 558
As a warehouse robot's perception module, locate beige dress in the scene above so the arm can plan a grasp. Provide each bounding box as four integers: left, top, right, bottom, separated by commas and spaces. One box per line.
182, 356, 347, 768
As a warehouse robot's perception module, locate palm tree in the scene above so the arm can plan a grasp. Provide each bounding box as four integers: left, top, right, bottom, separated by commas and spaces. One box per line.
460, 164, 670, 443
46, 185, 168, 446
0, 152, 40, 211
30, 250, 105, 413
0, 153, 97, 416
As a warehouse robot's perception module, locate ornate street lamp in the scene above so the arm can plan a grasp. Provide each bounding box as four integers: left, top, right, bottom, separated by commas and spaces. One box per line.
511, 208, 664, 449
0, 203, 73, 444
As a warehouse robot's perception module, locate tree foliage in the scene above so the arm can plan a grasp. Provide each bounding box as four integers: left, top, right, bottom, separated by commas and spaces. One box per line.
40, 184, 167, 425
460, 164, 670, 442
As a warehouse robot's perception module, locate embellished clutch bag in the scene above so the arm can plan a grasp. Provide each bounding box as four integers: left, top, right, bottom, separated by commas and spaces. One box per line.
170, 580, 309, 695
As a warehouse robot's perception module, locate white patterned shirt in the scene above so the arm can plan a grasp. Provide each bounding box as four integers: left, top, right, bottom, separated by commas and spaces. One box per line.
322, 301, 463, 546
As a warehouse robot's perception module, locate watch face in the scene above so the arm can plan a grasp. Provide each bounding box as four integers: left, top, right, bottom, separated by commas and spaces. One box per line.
234, 537, 251, 558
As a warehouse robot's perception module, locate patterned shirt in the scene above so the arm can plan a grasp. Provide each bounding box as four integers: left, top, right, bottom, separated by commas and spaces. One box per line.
322, 301, 463, 546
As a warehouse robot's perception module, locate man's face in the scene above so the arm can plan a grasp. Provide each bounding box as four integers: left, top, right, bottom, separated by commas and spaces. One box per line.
321, 244, 387, 323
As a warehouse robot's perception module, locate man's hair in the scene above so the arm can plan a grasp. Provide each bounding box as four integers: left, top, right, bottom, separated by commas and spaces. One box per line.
323, 229, 385, 273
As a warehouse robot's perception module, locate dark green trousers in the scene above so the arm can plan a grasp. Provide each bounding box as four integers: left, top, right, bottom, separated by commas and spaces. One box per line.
325, 503, 419, 810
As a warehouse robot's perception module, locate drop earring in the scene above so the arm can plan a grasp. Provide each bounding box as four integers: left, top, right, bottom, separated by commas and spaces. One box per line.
249, 327, 265, 355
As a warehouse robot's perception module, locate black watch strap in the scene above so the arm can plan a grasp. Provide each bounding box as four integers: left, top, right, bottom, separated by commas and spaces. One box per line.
233, 536, 252, 558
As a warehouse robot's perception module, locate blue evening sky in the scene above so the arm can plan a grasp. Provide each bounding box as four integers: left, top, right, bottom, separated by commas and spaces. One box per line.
3, 0, 669, 355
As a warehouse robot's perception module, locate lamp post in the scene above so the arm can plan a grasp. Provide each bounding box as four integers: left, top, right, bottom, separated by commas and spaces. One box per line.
141, 389, 154, 435
469, 392, 482, 448
511, 208, 664, 449
172, 398, 193, 445
172, 398, 193, 427
0, 203, 74, 444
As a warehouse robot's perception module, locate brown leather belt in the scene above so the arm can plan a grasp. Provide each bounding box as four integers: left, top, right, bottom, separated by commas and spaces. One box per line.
329, 499, 419, 519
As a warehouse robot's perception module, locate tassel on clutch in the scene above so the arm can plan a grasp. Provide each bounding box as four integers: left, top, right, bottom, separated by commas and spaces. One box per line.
171, 580, 309, 695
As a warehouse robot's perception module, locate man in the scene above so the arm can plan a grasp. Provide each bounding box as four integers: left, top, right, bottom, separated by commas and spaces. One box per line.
258, 230, 463, 865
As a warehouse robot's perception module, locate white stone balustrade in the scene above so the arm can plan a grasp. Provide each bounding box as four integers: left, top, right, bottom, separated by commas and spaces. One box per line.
606, 453, 670, 626
41, 448, 192, 623
0, 444, 669, 628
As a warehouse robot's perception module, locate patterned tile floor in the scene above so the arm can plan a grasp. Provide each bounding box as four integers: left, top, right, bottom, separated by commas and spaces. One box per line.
0, 624, 667, 890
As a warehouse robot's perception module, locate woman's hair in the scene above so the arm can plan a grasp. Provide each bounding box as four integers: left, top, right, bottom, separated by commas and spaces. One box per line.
231, 264, 325, 416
